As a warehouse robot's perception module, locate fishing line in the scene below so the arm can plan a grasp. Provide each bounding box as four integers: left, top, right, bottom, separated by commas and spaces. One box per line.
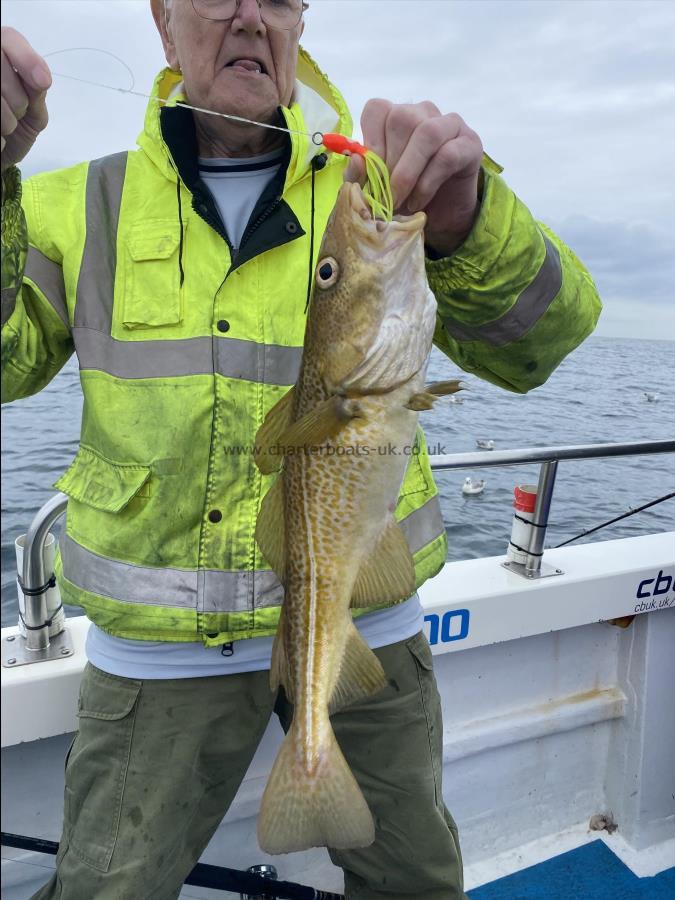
553, 490, 675, 548
43, 47, 396, 218
45, 47, 324, 143
44, 47, 136, 91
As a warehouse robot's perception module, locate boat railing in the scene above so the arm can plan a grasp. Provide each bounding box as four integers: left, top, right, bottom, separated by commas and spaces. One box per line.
3, 439, 674, 667
429, 439, 675, 579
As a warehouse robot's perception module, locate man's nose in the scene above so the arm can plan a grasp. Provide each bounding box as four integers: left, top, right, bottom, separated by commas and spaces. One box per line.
231, 0, 266, 34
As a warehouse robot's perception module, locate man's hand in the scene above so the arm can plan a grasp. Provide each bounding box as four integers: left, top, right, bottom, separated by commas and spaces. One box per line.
346, 99, 484, 257
1, 27, 51, 173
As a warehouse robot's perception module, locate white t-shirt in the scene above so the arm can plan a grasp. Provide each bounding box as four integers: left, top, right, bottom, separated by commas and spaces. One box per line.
86, 151, 424, 679
86, 597, 424, 680
197, 149, 285, 250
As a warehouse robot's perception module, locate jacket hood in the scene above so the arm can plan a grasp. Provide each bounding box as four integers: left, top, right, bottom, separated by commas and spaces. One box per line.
137, 45, 352, 191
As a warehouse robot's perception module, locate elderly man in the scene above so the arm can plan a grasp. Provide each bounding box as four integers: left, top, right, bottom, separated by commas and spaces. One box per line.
1, 1, 601, 897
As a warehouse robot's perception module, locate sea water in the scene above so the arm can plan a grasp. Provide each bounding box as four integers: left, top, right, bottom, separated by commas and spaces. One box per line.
2, 336, 673, 627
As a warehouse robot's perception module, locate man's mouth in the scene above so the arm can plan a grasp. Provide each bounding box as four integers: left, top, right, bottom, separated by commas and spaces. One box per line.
225, 58, 267, 75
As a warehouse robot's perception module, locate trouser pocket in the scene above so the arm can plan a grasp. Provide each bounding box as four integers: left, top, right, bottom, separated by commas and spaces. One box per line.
63, 663, 141, 872
405, 630, 444, 807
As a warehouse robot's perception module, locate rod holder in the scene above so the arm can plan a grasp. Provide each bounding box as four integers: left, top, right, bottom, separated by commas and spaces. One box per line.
525, 460, 558, 575
1, 494, 73, 668
501, 461, 563, 580
21, 494, 69, 650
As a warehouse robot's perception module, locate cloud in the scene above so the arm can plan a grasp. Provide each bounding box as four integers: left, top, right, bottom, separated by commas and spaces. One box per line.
3, 0, 674, 339
557, 215, 674, 299
552, 215, 675, 339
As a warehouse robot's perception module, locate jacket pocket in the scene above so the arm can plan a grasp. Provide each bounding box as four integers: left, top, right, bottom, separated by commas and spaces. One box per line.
64, 664, 142, 872
122, 218, 183, 329
54, 445, 151, 512
406, 629, 435, 671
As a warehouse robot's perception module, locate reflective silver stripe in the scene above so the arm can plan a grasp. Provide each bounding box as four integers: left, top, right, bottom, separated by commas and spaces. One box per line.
215, 337, 302, 386
74, 328, 213, 379
62, 533, 196, 608
399, 494, 445, 555
442, 235, 562, 347
24, 247, 69, 328
60, 498, 444, 613
73, 327, 303, 384
204, 568, 284, 612
75, 152, 128, 332
61, 533, 283, 611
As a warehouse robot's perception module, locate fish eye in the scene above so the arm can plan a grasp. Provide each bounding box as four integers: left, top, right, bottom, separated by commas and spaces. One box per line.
316, 257, 340, 289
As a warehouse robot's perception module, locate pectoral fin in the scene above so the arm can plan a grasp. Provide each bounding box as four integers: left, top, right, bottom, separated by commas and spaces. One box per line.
281, 395, 363, 449
351, 518, 416, 608
405, 392, 436, 411
405, 379, 464, 411
426, 379, 464, 396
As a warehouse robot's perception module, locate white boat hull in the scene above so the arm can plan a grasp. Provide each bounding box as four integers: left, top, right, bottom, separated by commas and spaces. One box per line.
2, 532, 674, 894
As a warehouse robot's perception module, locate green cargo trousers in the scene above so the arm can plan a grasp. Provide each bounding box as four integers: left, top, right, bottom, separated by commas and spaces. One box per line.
32, 631, 466, 900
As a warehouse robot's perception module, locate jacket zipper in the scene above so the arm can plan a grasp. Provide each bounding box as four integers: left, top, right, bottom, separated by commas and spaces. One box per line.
193, 195, 235, 257
235, 195, 282, 261
193, 193, 283, 279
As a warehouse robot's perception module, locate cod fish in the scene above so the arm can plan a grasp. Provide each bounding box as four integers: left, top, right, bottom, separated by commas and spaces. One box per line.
254, 181, 461, 854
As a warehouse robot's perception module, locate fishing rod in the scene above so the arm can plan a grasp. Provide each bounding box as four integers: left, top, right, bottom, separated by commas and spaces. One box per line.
1, 832, 344, 899
554, 490, 675, 548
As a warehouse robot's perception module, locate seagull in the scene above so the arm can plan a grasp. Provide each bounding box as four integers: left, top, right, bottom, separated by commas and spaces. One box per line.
462, 477, 486, 495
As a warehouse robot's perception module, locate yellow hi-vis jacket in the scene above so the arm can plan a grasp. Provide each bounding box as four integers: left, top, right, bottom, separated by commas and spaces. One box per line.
1, 50, 602, 645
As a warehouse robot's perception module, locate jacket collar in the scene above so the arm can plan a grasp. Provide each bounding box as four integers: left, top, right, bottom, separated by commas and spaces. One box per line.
136, 46, 352, 196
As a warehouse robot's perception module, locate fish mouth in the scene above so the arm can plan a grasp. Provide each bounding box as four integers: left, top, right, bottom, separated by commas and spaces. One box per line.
346, 182, 426, 250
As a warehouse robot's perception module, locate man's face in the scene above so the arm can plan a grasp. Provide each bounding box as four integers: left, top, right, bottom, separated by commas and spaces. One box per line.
155, 0, 303, 124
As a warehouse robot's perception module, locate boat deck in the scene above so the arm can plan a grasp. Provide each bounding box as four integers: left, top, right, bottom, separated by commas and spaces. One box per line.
3, 834, 675, 899
472, 840, 675, 900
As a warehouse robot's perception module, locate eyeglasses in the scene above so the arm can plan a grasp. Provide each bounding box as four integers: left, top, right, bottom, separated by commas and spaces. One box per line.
191, 0, 307, 31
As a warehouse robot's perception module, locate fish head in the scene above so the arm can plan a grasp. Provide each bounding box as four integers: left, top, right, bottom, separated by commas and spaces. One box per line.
306, 182, 438, 395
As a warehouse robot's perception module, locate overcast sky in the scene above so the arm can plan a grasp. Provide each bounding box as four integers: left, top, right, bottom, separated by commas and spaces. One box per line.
3, 0, 674, 340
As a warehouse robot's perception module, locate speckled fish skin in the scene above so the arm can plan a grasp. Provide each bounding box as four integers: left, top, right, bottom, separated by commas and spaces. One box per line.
256, 182, 439, 855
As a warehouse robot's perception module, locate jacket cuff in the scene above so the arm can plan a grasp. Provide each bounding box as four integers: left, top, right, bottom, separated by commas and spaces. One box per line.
425, 168, 511, 305
1, 166, 27, 328
1, 165, 21, 208
424, 167, 565, 345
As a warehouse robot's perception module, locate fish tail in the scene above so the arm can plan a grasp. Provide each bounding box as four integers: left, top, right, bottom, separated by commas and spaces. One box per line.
257, 723, 375, 854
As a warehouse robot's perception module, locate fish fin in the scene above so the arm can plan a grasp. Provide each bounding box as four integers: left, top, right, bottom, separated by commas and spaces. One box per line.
405, 392, 436, 411
425, 379, 464, 396
405, 380, 464, 411
281, 395, 363, 450
329, 622, 387, 714
351, 518, 416, 608
255, 477, 286, 579
270, 610, 294, 703
254, 388, 296, 475
258, 723, 375, 854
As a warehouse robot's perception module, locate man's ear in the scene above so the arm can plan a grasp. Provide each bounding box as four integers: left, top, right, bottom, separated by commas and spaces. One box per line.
151, 0, 180, 71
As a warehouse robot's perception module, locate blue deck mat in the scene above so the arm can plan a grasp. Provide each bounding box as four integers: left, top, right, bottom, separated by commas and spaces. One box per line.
469, 838, 675, 899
